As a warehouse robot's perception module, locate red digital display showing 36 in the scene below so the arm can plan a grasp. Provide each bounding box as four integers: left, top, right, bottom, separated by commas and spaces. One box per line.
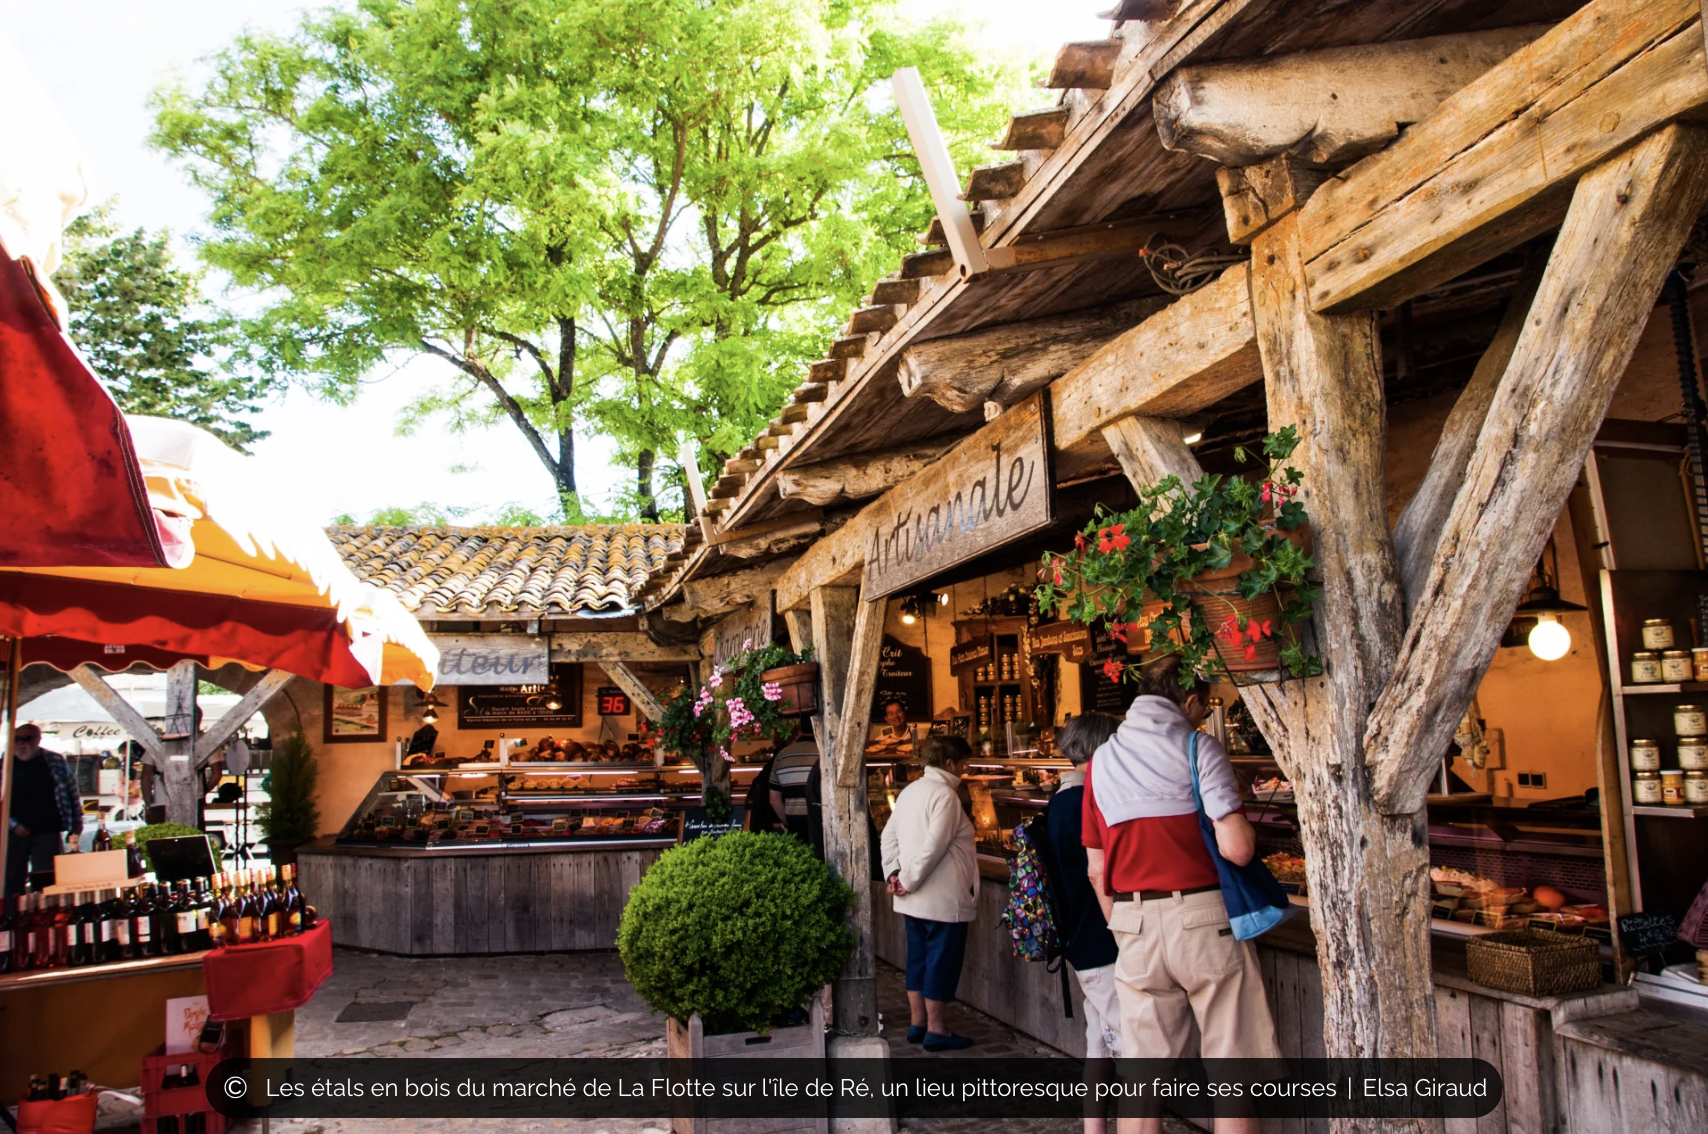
597, 686, 631, 716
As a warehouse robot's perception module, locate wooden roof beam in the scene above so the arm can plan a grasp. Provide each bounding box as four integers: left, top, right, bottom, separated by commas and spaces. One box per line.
870, 278, 922, 306
776, 442, 952, 508
1153, 25, 1551, 166
847, 304, 903, 335
809, 358, 848, 383
1047, 41, 1122, 91
1300, 0, 1708, 313
793, 383, 829, 404
898, 296, 1167, 414
996, 108, 1070, 151
960, 161, 1028, 202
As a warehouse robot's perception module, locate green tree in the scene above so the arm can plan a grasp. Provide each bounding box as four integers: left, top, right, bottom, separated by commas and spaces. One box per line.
151, 0, 1029, 518
52, 203, 273, 450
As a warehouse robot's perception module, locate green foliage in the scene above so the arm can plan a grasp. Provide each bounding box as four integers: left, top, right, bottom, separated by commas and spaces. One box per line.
618, 831, 854, 1034
257, 734, 320, 841
659, 641, 812, 764
51, 202, 273, 451
1034, 427, 1323, 683
133, 822, 224, 873
151, 0, 1032, 517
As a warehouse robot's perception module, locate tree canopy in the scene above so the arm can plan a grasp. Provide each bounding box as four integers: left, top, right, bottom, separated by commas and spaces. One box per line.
52, 203, 273, 451
151, 0, 1031, 518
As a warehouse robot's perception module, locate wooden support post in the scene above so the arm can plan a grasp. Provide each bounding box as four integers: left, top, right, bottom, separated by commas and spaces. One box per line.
194, 669, 293, 762
808, 586, 886, 1036
70, 665, 164, 762
602, 661, 664, 723
1367, 123, 1708, 812
155, 660, 202, 827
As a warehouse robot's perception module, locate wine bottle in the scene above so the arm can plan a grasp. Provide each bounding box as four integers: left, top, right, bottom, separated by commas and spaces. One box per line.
0, 894, 14, 974
93, 821, 112, 852
158, 882, 182, 955
123, 830, 145, 878
220, 873, 246, 946
98, 888, 128, 962
13, 894, 36, 972
127, 885, 153, 958
70, 891, 96, 967
282, 865, 305, 935
260, 868, 283, 941
236, 871, 259, 944
191, 875, 213, 950
35, 894, 62, 969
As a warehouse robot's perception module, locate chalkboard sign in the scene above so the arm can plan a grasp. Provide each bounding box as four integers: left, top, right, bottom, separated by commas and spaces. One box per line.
1617, 910, 1679, 956
456, 663, 583, 728
872, 635, 932, 722
680, 807, 747, 844
1084, 663, 1134, 716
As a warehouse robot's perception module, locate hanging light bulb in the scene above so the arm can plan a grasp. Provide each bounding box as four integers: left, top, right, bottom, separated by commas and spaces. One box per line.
1527, 614, 1572, 661
901, 610, 918, 625
418, 692, 444, 725
545, 694, 563, 711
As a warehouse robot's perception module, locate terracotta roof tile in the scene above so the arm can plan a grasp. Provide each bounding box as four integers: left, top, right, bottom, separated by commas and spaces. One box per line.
329, 525, 686, 616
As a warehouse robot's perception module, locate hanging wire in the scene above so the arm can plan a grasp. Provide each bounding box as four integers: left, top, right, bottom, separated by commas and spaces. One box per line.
1141, 233, 1248, 296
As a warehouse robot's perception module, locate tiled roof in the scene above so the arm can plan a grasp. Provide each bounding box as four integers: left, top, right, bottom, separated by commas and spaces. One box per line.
330, 525, 686, 616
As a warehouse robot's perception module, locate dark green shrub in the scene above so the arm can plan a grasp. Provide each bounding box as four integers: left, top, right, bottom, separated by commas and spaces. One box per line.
618, 831, 854, 1035
257, 733, 320, 840
132, 822, 224, 873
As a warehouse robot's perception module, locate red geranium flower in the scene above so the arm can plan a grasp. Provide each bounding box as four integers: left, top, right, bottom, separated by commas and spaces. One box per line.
1074, 531, 1088, 552
1097, 523, 1131, 554
1102, 658, 1124, 683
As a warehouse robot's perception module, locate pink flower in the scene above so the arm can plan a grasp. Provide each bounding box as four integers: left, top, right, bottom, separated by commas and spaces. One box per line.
762, 681, 784, 702
720, 748, 734, 763
1261, 481, 1274, 505
727, 697, 755, 734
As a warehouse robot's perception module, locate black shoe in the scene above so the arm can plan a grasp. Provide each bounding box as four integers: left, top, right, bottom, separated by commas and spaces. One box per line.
906, 1024, 926, 1044
922, 1031, 974, 1052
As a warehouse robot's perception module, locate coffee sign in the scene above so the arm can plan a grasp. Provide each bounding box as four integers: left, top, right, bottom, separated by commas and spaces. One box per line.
431, 634, 550, 686
862, 392, 1054, 600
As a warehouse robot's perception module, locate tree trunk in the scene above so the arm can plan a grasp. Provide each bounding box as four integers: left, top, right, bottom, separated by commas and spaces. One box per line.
636, 448, 659, 521
554, 315, 579, 515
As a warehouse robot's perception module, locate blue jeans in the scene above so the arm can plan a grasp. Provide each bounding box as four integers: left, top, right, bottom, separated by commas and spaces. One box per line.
5, 829, 63, 899
903, 915, 969, 1003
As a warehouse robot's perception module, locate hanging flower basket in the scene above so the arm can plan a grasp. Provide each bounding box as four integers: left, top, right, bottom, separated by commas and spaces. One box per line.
760, 662, 819, 716
1036, 427, 1322, 686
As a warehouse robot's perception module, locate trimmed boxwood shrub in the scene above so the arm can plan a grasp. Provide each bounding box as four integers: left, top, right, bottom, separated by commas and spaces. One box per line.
618, 831, 855, 1036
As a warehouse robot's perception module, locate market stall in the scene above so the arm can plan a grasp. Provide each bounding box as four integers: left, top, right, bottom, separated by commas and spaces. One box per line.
294, 524, 704, 953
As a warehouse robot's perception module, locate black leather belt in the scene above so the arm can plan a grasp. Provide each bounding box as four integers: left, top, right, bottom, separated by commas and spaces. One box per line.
1112, 884, 1220, 902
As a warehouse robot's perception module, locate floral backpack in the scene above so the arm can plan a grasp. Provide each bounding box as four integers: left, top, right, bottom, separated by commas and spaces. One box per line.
1000, 812, 1075, 1017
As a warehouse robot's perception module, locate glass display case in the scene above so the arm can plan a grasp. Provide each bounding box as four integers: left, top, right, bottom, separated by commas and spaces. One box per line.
335, 763, 763, 850
864, 754, 1072, 869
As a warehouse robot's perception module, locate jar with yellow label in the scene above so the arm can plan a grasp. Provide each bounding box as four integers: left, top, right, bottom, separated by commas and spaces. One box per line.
1661, 769, 1686, 805
1676, 705, 1708, 735
1642, 618, 1677, 650
1633, 771, 1663, 805
1695, 648, 1708, 682
1663, 650, 1694, 682
1629, 739, 1662, 771
1679, 738, 1708, 770
1686, 770, 1708, 805
1631, 652, 1663, 683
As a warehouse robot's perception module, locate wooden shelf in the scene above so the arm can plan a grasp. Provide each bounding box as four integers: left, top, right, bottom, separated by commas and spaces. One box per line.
1617, 682, 1708, 695
1632, 804, 1708, 818
0, 948, 211, 992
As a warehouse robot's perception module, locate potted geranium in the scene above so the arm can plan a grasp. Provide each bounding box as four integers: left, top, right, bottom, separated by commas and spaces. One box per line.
658, 642, 812, 820
1035, 426, 1321, 684
619, 832, 853, 1129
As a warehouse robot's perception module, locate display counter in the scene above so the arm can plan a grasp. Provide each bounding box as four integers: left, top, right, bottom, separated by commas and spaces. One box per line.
304, 761, 762, 954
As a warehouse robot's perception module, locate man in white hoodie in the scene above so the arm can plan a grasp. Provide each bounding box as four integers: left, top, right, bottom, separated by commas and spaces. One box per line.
1083, 655, 1279, 1131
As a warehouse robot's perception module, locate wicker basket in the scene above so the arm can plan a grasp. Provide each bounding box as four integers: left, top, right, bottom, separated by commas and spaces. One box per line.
1465, 929, 1600, 997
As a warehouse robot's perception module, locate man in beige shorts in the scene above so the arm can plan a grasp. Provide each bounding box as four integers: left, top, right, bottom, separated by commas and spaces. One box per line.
1083, 655, 1280, 1134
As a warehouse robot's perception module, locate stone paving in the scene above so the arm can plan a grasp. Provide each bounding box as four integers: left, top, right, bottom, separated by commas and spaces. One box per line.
82, 946, 1189, 1134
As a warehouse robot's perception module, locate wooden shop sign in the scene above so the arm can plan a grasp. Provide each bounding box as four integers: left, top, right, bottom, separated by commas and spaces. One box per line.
431, 633, 550, 686
711, 598, 775, 669
862, 391, 1054, 600
949, 635, 995, 675
1028, 621, 1093, 663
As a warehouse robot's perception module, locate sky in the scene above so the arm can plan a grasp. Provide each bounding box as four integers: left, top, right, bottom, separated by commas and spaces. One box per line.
1, 0, 1108, 525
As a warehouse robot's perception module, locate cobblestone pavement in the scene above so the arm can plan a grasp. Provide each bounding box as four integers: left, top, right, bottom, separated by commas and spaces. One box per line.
177, 947, 1188, 1134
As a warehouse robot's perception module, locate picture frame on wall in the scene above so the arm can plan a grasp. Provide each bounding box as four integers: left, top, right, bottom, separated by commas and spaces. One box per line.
324, 685, 388, 744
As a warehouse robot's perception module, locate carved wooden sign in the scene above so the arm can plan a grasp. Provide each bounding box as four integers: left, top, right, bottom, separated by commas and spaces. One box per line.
949, 635, 994, 675
430, 634, 550, 686
862, 391, 1054, 600
711, 598, 775, 669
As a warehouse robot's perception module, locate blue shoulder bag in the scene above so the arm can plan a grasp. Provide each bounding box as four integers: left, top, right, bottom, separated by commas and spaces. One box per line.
1187, 731, 1290, 940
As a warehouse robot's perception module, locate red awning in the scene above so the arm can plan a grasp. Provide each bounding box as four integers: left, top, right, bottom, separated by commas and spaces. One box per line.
0, 573, 381, 689
0, 248, 181, 569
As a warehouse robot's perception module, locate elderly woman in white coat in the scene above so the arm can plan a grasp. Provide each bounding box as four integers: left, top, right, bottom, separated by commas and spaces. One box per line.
880, 734, 977, 1052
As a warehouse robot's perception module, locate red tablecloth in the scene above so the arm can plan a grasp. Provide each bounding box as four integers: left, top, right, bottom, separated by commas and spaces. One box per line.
201, 920, 333, 1021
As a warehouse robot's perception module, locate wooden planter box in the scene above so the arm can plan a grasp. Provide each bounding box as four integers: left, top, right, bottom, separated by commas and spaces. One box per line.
665, 994, 827, 1134
761, 663, 819, 716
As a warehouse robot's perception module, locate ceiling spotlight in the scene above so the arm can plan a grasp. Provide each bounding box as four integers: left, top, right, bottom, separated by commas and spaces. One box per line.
1504, 539, 1586, 662
418, 692, 445, 725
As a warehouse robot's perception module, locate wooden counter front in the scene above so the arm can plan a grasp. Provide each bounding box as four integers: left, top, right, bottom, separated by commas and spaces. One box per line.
298, 839, 666, 954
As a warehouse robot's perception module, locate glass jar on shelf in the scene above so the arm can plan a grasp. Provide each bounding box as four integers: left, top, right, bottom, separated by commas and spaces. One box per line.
1633, 771, 1663, 805
1675, 704, 1707, 736
1660, 769, 1686, 805
1685, 770, 1708, 805
1662, 651, 1694, 683
1678, 738, 1708, 770
1628, 739, 1662, 772
1641, 618, 1677, 650
1631, 652, 1662, 684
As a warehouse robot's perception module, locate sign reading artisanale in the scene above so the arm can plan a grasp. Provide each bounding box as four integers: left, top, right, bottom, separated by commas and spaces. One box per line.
862, 392, 1054, 600
430, 634, 550, 686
